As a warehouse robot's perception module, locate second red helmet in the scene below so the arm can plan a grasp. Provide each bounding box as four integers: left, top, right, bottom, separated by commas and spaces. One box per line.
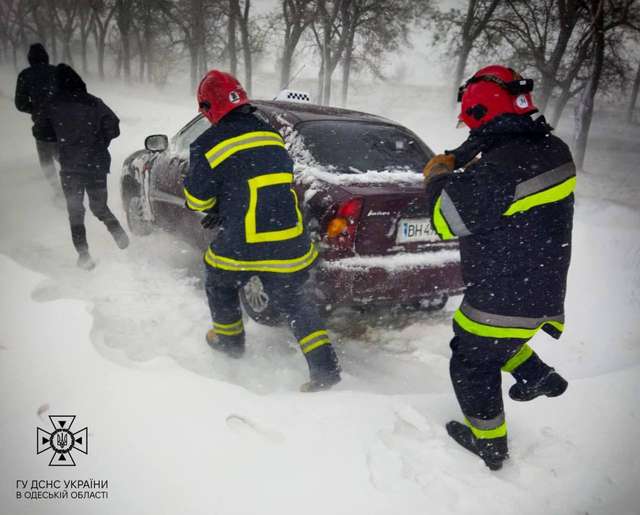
457, 65, 537, 130
197, 70, 249, 124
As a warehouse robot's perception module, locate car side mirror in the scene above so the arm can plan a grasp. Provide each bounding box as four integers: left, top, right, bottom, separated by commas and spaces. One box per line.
145, 134, 168, 152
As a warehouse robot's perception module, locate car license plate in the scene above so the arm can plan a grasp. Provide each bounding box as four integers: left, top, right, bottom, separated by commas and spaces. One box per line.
396, 218, 439, 243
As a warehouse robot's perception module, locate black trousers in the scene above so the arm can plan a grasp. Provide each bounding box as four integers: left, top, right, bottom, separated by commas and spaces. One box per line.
205, 266, 338, 375
450, 321, 552, 437
35, 139, 60, 192
60, 173, 120, 254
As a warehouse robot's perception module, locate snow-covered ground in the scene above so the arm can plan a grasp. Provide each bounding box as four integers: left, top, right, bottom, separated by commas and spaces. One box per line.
1, 66, 639, 515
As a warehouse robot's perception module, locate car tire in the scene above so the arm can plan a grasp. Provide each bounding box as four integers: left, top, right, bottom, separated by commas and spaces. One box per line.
126, 195, 154, 236
419, 294, 448, 312
239, 275, 284, 326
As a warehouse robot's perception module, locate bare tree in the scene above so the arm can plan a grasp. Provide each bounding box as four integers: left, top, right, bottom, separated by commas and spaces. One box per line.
573, 0, 638, 169
162, 0, 225, 90
1, 0, 29, 68
339, 0, 422, 106
493, 0, 586, 113
115, 0, 134, 82
53, 0, 80, 66
91, 0, 116, 79
573, 0, 605, 170
78, 1, 94, 73
628, 59, 640, 122
279, 0, 317, 89
428, 0, 501, 105
228, 0, 237, 75
230, 0, 252, 94
312, 0, 352, 105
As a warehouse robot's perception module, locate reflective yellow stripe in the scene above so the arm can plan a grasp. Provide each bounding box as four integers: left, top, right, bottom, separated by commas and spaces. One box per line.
303, 338, 330, 354
502, 343, 534, 373
465, 418, 507, 439
300, 330, 328, 346
214, 327, 244, 336
213, 320, 244, 336
205, 131, 285, 170
503, 176, 576, 216
299, 330, 330, 354
204, 243, 318, 273
245, 173, 304, 244
433, 196, 456, 240
214, 320, 243, 330
184, 188, 217, 211
454, 309, 564, 339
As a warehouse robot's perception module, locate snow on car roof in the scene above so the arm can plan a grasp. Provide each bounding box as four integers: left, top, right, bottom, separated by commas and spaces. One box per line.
253, 99, 395, 126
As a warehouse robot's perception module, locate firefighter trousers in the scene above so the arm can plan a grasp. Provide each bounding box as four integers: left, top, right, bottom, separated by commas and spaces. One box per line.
204, 266, 340, 378
449, 321, 553, 440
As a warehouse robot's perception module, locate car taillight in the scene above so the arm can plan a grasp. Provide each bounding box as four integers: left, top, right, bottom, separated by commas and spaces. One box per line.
326, 198, 363, 249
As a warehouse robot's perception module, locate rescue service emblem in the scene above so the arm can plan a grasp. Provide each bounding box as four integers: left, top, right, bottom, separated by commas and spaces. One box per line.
37, 415, 88, 466
516, 95, 529, 109
229, 91, 241, 103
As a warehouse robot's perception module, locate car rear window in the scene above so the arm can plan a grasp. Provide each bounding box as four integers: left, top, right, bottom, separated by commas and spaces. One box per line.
295, 120, 430, 174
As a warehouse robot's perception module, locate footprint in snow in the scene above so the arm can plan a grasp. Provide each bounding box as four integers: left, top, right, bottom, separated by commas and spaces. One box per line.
225, 414, 285, 445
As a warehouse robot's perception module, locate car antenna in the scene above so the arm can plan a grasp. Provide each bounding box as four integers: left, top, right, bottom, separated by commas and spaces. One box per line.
274, 64, 306, 100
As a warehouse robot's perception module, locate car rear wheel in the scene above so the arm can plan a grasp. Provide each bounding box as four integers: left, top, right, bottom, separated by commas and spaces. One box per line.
240, 275, 284, 326
126, 195, 153, 236
418, 294, 448, 312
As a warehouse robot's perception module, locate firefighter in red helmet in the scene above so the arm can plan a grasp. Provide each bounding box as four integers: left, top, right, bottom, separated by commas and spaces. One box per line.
424, 65, 576, 470
183, 70, 341, 391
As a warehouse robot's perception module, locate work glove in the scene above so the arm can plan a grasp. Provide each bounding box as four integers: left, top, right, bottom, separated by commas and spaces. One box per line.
200, 209, 220, 230
423, 153, 456, 180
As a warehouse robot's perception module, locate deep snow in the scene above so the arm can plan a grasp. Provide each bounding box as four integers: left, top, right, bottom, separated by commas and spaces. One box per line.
0, 67, 639, 515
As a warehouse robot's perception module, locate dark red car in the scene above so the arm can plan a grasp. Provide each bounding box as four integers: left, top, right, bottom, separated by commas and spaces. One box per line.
120, 99, 463, 325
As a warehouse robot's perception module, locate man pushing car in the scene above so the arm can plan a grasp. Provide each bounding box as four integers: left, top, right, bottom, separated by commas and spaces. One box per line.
182, 70, 341, 392
424, 65, 575, 470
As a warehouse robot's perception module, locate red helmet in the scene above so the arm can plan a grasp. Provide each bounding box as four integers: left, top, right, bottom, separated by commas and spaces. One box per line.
457, 65, 537, 130
197, 70, 249, 124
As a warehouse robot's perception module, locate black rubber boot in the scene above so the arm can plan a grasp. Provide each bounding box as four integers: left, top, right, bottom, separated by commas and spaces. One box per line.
107, 221, 130, 249
206, 329, 245, 359
300, 344, 341, 392
77, 251, 96, 271
70, 225, 95, 270
446, 420, 508, 471
509, 369, 568, 402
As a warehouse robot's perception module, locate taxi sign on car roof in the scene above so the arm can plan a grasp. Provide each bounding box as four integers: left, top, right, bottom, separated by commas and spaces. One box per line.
275, 89, 311, 103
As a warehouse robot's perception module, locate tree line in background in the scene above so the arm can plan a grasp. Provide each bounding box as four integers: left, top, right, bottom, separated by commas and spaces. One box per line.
0, 0, 639, 168
0, 0, 425, 106
431, 0, 640, 168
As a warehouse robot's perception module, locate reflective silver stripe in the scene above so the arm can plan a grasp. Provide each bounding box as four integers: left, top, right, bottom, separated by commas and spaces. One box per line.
206, 134, 284, 168
460, 300, 564, 329
440, 190, 472, 237
514, 162, 576, 200
467, 413, 505, 430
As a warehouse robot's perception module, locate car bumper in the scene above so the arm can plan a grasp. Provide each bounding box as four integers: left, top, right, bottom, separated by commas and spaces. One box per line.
312, 250, 464, 308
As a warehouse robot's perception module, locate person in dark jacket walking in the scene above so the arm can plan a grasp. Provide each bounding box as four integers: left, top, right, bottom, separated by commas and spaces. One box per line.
45, 64, 129, 270
14, 43, 60, 192
423, 65, 574, 470
183, 70, 341, 392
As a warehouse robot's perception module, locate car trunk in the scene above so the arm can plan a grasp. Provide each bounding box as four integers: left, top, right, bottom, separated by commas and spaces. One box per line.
332, 182, 455, 256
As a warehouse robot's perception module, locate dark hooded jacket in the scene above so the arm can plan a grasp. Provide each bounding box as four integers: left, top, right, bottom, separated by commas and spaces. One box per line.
14, 44, 57, 141
426, 114, 575, 337
44, 64, 120, 175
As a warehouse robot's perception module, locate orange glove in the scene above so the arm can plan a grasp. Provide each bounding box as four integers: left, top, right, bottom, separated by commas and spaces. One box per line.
423, 153, 456, 180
